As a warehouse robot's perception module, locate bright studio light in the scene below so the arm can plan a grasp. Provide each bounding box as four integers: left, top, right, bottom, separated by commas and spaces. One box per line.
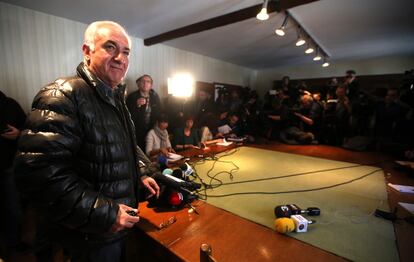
167, 73, 194, 98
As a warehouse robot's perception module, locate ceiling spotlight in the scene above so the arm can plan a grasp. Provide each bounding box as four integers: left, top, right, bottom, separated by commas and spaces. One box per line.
313, 49, 322, 61
295, 29, 306, 46
305, 45, 314, 54
313, 54, 322, 61
256, 0, 269, 21
322, 57, 330, 67
275, 14, 288, 36
296, 38, 306, 46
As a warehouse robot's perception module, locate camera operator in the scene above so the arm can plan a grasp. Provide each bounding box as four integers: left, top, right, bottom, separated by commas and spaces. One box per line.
279, 94, 318, 145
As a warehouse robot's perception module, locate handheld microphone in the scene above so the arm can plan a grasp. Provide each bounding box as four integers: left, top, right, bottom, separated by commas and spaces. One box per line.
154, 170, 201, 192
180, 162, 195, 179
172, 169, 186, 180
274, 204, 320, 218
163, 168, 173, 176
168, 191, 184, 206
157, 155, 169, 171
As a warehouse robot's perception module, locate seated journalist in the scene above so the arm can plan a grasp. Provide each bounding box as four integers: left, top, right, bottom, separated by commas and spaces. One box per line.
173, 114, 200, 151
145, 113, 175, 159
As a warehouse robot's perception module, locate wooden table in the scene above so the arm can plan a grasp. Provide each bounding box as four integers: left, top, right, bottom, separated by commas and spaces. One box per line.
131, 144, 346, 262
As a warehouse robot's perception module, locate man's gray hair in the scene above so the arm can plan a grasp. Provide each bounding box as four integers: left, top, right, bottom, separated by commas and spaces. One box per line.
84, 21, 131, 51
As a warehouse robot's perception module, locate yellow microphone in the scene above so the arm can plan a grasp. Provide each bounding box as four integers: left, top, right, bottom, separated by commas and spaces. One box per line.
274, 217, 295, 234
275, 215, 315, 234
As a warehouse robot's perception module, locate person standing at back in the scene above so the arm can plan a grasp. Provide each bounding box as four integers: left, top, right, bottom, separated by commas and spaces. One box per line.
14, 21, 159, 262
126, 74, 162, 150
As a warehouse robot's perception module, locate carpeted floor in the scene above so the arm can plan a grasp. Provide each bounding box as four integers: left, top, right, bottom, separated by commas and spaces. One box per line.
193, 146, 399, 262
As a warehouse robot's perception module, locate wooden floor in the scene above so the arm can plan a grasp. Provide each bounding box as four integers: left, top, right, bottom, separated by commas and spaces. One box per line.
2, 141, 413, 262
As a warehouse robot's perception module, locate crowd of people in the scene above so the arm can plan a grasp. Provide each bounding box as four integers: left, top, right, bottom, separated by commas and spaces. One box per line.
0, 19, 413, 262
125, 69, 413, 161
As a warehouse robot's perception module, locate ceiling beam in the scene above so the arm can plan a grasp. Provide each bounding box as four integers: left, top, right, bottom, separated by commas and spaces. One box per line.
144, 0, 318, 46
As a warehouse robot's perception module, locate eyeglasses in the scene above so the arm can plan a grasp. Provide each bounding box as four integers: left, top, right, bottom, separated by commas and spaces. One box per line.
159, 215, 177, 229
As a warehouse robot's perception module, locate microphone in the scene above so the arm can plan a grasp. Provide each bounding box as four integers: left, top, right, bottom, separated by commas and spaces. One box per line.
163, 168, 174, 176
168, 191, 184, 206
274, 215, 315, 234
274, 204, 320, 218
179, 162, 195, 179
157, 155, 170, 171
153, 170, 201, 192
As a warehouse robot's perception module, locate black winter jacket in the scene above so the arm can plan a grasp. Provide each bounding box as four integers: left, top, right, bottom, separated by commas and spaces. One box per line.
15, 63, 141, 246
0, 91, 26, 171
126, 89, 162, 149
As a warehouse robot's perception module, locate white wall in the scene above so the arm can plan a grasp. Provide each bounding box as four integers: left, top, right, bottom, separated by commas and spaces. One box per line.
256, 55, 414, 97
0, 2, 256, 111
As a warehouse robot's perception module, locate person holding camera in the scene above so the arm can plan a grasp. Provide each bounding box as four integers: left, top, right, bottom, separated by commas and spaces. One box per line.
127, 74, 162, 150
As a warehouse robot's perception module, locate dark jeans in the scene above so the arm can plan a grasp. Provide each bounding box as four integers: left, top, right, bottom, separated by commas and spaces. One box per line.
66, 239, 125, 262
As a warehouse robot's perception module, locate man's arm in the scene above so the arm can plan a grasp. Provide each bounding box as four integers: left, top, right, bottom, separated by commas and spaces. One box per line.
14, 84, 118, 234
135, 144, 160, 198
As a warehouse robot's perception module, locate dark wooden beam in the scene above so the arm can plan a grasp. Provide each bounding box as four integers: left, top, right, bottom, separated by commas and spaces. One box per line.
144, 0, 318, 46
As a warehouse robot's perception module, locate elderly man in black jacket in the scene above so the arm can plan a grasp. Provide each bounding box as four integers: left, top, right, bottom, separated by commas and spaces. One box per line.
14, 21, 159, 262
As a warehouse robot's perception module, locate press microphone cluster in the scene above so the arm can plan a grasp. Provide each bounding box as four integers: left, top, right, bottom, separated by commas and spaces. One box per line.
152, 169, 201, 193
274, 204, 320, 234
149, 168, 201, 209
274, 215, 316, 233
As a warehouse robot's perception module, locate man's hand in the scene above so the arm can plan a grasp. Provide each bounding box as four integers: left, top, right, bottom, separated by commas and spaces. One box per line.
1, 124, 20, 140
136, 98, 147, 107
141, 175, 160, 199
167, 147, 176, 153
160, 148, 169, 156
110, 204, 140, 233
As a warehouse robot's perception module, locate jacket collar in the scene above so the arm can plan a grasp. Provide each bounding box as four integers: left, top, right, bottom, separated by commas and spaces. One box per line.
76, 62, 127, 106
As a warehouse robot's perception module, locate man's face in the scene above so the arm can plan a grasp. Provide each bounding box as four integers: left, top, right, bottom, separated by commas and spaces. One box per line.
336, 87, 346, 98
385, 90, 398, 104
185, 119, 194, 129
84, 25, 130, 88
138, 76, 153, 93
345, 73, 355, 83
159, 121, 169, 130
229, 115, 239, 125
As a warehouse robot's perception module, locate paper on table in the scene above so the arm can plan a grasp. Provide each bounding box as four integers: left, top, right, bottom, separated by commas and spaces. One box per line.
395, 160, 414, 169
398, 202, 414, 214
217, 139, 233, 146
167, 152, 183, 161
388, 183, 414, 194
218, 124, 232, 135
